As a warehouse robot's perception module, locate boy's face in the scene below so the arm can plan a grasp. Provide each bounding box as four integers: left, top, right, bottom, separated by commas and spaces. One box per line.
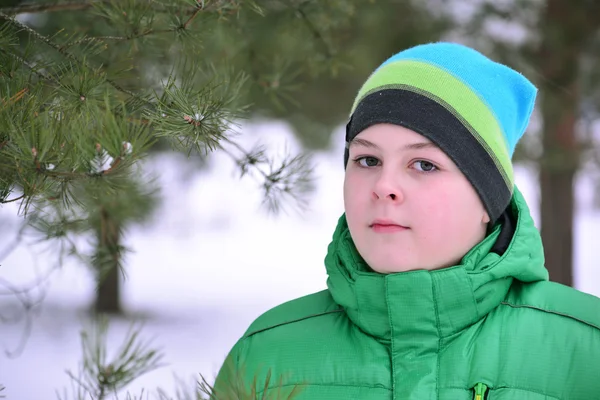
343, 124, 490, 274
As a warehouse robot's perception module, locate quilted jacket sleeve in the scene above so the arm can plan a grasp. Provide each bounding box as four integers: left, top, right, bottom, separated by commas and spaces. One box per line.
211, 336, 305, 400
211, 339, 248, 400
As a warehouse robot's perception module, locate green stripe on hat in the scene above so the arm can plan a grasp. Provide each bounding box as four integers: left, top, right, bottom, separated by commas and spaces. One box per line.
350, 60, 513, 186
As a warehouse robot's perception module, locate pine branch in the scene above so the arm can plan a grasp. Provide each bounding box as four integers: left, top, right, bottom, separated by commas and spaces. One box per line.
222, 137, 270, 180
62, 31, 170, 48
0, 0, 204, 16
0, 11, 138, 98
221, 137, 315, 215
15, 140, 134, 193
63, 316, 165, 399
0, 48, 61, 86
0, 87, 28, 105
183, 3, 202, 29
61, 3, 203, 49
1, 3, 205, 109
30, 155, 126, 180
291, 2, 333, 59
2, 5, 317, 215
0, 1, 109, 15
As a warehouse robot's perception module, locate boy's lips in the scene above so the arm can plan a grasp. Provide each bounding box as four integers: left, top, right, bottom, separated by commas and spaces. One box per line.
369, 219, 409, 233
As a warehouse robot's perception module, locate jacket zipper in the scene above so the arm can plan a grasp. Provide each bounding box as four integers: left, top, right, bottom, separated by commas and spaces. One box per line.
474, 383, 488, 400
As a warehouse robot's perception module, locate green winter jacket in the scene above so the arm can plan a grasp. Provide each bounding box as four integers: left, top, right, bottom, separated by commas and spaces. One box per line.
213, 188, 600, 400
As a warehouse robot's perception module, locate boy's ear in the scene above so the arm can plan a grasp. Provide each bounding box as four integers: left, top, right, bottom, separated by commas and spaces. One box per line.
482, 212, 491, 224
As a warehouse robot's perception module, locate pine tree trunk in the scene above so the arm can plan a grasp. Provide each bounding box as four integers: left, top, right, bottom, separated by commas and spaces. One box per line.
95, 256, 121, 314
94, 207, 123, 314
536, 0, 586, 287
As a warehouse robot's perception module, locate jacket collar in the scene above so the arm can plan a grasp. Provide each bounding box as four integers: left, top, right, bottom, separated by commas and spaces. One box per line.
325, 187, 549, 341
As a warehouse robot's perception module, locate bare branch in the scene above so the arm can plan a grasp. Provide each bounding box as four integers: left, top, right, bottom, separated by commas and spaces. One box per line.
0, 225, 83, 358
1, 194, 25, 204
0, 263, 59, 296
2, 308, 35, 358
0, 221, 27, 262
0, 272, 50, 358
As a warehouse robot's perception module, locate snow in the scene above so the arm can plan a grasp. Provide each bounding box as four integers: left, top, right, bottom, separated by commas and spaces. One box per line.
1, 121, 599, 399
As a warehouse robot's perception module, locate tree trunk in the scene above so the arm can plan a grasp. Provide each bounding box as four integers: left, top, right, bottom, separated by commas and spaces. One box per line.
539, 166, 575, 286
95, 257, 121, 314
536, 0, 589, 287
94, 206, 123, 314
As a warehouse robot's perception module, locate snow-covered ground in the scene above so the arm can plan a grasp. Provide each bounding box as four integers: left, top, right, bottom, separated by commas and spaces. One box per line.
1, 121, 599, 399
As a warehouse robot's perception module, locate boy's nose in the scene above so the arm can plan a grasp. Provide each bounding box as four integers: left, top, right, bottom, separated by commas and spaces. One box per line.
372, 171, 404, 203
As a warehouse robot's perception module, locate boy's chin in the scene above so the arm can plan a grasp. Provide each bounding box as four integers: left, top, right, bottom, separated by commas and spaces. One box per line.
367, 259, 418, 274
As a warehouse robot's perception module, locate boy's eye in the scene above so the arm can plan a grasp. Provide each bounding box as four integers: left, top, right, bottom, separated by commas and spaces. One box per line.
356, 156, 380, 167
413, 160, 437, 172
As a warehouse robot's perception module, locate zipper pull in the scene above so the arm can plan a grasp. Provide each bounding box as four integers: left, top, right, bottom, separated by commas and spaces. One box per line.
474, 383, 488, 400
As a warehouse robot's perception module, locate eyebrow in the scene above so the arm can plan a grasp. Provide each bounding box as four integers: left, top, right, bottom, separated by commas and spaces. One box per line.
348, 137, 439, 151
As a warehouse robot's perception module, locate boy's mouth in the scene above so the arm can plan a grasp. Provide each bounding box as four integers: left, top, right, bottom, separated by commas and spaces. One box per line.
369, 219, 409, 233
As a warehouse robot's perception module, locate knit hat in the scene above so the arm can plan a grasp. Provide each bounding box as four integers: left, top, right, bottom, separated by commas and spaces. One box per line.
344, 42, 538, 223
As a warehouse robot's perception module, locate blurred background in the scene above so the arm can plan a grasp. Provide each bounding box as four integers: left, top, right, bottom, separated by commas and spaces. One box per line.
1, 0, 599, 398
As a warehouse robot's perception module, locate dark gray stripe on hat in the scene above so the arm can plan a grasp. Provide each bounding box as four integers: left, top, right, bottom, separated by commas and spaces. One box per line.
344, 88, 511, 223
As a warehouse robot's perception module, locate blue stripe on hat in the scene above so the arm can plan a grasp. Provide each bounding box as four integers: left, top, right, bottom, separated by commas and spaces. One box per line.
378, 42, 537, 156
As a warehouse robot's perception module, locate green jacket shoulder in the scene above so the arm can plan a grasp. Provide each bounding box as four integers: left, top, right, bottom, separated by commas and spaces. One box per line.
505, 280, 600, 332
242, 289, 342, 339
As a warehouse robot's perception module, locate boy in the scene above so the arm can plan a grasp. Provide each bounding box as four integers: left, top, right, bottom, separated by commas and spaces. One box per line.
212, 42, 600, 400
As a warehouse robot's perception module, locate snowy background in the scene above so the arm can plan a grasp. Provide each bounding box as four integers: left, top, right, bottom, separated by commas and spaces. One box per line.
1, 121, 599, 399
